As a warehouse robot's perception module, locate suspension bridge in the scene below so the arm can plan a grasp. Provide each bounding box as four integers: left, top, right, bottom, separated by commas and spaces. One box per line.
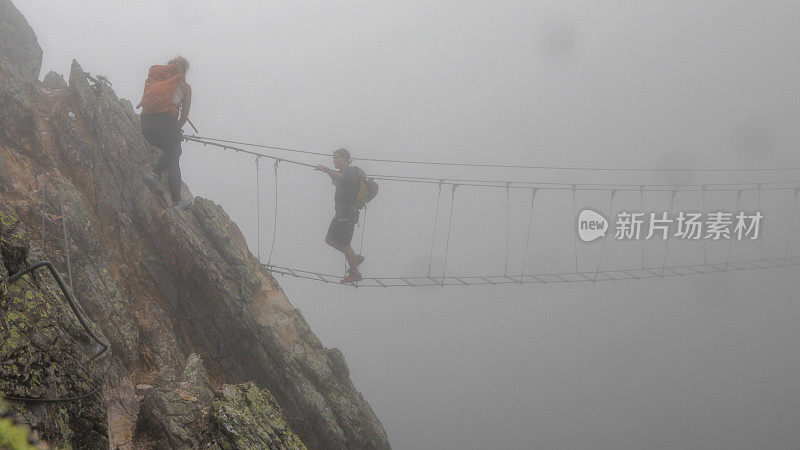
183, 135, 800, 287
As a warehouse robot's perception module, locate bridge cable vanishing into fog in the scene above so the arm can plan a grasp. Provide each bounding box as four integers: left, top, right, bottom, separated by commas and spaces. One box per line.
183, 135, 800, 287
189, 135, 800, 173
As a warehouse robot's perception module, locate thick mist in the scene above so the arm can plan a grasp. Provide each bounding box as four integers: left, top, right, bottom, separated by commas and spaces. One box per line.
14, 1, 800, 448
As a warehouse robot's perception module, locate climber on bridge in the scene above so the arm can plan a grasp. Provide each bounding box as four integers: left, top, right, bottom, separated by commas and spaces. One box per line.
316, 148, 365, 283
138, 56, 193, 210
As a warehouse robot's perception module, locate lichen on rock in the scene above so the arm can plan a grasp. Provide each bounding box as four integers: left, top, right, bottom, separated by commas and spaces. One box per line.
211, 382, 307, 450
0, 206, 108, 448
135, 354, 306, 449
1, 0, 390, 447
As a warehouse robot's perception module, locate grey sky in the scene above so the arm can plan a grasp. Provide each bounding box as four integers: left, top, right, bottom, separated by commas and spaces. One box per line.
13, 1, 800, 448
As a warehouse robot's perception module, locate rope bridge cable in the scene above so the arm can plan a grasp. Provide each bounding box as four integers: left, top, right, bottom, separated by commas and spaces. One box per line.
572, 185, 578, 273
757, 184, 764, 260
56, 173, 74, 293
504, 183, 511, 277
183, 136, 315, 169
189, 135, 329, 157
426, 180, 444, 278
519, 188, 539, 283
371, 172, 800, 188
659, 190, 678, 278
255, 157, 261, 261
702, 185, 708, 265
183, 135, 800, 288
784, 187, 800, 266
640, 185, 646, 270
369, 174, 800, 192
357, 206, 369, 263
440, 185, 458, 286
264, 254, 800, 288
39, 173, 46, 251
185, 136, 800, 193
189, 134, 800, 173
267, 159, 280, 266
724, 190, 743, 272
593, 190, 617, 281
0, 261, 110, 402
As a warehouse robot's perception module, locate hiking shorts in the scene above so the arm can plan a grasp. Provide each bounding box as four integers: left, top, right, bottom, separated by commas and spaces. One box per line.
326, 207, 359, 247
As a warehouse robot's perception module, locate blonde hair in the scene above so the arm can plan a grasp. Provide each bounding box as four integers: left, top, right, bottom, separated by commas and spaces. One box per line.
168, 56, 189, 74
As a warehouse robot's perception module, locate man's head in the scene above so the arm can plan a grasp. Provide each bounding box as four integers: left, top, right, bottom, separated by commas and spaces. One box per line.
168, 56, 190, 74
332, 148, 351, 169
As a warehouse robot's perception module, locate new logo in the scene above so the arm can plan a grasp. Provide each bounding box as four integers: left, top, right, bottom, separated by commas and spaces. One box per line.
577, 209, 608, 242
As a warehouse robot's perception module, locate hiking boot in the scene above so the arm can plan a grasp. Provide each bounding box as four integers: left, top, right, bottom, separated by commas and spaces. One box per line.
340, 272, 362, 284
145, 172, 165, 195
171, 199, 193, 211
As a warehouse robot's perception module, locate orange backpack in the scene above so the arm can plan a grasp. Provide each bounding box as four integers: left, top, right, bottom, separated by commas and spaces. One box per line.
137, 64, 185, 115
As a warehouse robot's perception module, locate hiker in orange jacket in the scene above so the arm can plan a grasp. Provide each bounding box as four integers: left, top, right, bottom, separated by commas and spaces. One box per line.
139, 56, 193, 210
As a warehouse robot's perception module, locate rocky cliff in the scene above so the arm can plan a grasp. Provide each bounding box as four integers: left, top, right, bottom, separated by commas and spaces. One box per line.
0, 0, 389, 448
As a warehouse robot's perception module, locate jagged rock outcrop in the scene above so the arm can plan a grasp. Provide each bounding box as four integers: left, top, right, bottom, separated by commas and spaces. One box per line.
0, 206, 108, 448
0, 0, 41, 82
0, 1, 389, 448
134, 354, 305, 449
0, 0, 42, 153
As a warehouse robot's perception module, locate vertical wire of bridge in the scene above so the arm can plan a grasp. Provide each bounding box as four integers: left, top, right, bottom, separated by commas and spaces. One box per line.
784, 187, 800, 266
427, 180, 444, 278
267, 160, 280, 267
358, 206, 369, 260
519, 188, 538, 283
255, 157, 261, 261
593, 190, 617, 281
504, 183, 510, 278
640, 185, 645, 269
724, 190, 742, 272
351, 208, 369, 289
659, 190, 677, 278
572, 185, 578, 272
440, 185, 458, 286
56, 172, 74, 293
757, 184, 764, 260
701, 185, 708, 265
40, 173, 47, 251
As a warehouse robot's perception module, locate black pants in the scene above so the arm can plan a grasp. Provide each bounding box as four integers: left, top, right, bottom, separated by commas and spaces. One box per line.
141, 112, 182, 203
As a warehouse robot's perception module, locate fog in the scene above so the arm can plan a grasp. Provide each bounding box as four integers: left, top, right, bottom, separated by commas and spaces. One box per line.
14, 1, 800, 448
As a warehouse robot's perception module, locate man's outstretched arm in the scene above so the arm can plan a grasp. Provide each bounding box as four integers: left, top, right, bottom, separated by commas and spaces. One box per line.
316, 165, 344, 181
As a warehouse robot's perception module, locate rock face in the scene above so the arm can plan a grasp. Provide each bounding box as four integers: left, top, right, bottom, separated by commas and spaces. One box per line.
0, 206, 108, 448
135, 354, 306, 449
0, 0, 41, 81
0, 2, 389, 448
